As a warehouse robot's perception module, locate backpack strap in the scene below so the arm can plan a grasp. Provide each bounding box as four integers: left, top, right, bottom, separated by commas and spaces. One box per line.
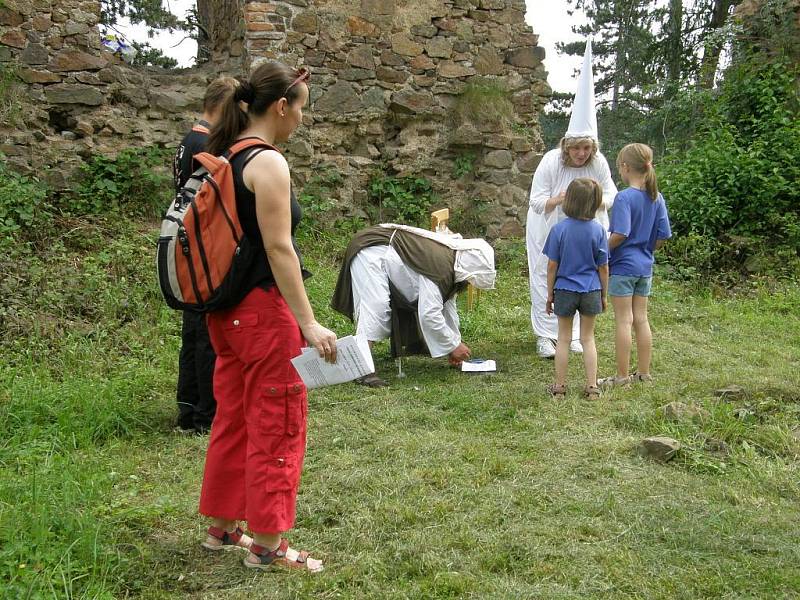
242, 147, 271, 169
192, 124, 210, 134
226, 137, 279, 161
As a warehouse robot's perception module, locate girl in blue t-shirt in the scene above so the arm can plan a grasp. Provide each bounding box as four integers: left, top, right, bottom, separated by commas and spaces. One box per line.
543, 178, 609, 398
599, 143, 672, 389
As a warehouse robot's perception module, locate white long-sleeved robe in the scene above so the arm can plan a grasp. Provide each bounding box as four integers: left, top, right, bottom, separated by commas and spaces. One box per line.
526, 148, 617, 340
350, 245, 461, 358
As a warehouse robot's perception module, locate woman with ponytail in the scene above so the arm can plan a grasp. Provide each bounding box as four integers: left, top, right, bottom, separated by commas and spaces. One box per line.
198, 62, 334, 573
599, 143, 672, 389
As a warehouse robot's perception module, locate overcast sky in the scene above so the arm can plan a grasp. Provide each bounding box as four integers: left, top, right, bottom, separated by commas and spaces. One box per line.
525, 0, 587, 93
113, 0, 585, 94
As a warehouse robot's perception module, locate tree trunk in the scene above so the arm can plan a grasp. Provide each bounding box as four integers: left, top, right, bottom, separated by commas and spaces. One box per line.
612, 23, 624, 111
699, 0, 737, 88
665, 0, 683, 86
195, 0, 246, 70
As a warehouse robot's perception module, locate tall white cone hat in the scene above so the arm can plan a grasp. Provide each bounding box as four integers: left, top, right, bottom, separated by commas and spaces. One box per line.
565, 39, 598, 140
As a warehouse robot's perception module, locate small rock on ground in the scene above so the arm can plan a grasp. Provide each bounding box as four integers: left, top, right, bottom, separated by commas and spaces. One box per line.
714, 384, 746, 399
661, 401, 710, 421
704, 437, 730, 455
638, 436, 681, 462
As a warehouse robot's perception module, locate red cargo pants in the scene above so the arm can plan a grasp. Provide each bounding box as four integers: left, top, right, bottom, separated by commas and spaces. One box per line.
199, 286, 307, 533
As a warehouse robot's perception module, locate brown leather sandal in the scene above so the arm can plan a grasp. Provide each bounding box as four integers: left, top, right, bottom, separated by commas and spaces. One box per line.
630, 372, 653, 383
583, 385, 601, 399
244, 538, 324, 573
598, 375, 631, 389
201, 526, 252, 552
547, 383, 567, 397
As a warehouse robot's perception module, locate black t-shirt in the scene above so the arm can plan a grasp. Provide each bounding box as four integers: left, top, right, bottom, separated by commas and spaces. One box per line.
229, 142, 309, 298
173, 120, 210, 193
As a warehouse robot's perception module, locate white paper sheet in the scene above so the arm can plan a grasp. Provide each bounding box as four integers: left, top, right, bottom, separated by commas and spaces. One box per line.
290, 335, 375, 389
461, 359, 496, 373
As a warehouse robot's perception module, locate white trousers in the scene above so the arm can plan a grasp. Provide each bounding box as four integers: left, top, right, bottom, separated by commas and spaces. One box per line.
350, 246, 392, 342
526, 208, 580, 341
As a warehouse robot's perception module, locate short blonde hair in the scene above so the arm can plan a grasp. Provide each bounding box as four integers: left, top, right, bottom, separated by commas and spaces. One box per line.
563, 177, 602, 220
560, 136, 598, 167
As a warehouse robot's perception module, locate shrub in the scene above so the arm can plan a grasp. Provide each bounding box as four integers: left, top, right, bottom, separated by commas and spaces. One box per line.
296, 167, 341, 238
449, 197, 490, 238
66, 147, 173, 218
0, 158, 50, 240
368, 173, 438, 228
452, 152, 476, 179
659, 57, 800, 276
0, 62, 23, 127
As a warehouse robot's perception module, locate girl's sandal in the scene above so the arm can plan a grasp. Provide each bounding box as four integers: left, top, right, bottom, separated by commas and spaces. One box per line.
202, 526, 253, 552
583, 385, 601, 399
244, 539, 324, 573
547, 383, 567, 397
598, 375, 631, 390
630, 372, 653, 383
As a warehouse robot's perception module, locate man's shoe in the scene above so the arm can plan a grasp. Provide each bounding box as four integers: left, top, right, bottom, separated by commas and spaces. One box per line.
355, 373, 389, 388
569, 340, 583, 353
194, 423, 212, 435
537, 337, 556, 359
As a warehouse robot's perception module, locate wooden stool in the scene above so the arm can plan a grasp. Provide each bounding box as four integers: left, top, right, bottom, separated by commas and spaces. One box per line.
430, 208, 481, 310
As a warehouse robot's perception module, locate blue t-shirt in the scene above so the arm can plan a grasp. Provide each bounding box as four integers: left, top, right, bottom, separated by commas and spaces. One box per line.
608, 188, 672, 277
543, 218, 609, 293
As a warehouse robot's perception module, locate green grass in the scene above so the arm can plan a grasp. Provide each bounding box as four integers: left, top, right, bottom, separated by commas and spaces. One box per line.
1, 228, 798, 599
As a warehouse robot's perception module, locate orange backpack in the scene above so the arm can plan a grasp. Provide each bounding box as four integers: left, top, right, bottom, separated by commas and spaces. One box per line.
157, 138, 276, 312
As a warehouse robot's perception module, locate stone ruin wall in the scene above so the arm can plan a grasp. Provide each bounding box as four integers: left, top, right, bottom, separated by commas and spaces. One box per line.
0, 0, 552, 237
0, 0, 215, 190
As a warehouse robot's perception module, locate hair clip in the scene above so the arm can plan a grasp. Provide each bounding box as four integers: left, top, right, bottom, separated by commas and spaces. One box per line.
283, 67, 311, 97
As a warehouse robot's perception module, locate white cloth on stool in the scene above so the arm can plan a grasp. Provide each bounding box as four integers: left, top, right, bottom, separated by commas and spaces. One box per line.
526, 148, 617, 340
350, 245, 461, 358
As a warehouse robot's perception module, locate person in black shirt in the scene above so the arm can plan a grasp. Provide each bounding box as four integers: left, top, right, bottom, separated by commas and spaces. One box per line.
174, 76, 239, 434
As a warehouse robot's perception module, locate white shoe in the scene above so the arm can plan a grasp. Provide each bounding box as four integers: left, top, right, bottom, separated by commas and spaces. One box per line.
570, 340, 583, 353
537, 337, 556, 359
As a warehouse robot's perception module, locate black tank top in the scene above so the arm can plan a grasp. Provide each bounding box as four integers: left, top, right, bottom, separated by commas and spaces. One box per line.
229, 142, 309, 299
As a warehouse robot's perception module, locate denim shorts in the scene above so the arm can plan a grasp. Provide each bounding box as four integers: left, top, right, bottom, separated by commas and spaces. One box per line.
553, 289, 603, 317
609, 274, 652, 297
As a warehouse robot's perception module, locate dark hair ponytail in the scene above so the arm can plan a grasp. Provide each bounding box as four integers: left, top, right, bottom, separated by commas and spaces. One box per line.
206, 61, 306, 156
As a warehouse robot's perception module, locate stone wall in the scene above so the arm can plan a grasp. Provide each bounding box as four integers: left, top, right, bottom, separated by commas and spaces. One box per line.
0, 0, 211, 189
246, 0, 550, 236
735, 0, 800, 61
0, 0, 551, 236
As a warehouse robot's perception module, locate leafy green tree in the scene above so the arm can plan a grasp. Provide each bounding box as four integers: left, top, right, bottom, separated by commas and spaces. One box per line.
100, 0, 188, 31
658, 1, 800, 278
100, 0, 207, 66
559, 0, 744, 98
100, 1, 246, 66
130, 42, 179, 69
550, 0, 757, 167
558, 0, 661, 110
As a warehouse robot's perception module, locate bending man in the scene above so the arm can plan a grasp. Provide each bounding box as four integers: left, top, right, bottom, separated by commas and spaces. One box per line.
331, 224, 496, 386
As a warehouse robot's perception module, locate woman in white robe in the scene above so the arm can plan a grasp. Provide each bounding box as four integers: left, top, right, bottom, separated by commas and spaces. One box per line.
526, 137, 617, 358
